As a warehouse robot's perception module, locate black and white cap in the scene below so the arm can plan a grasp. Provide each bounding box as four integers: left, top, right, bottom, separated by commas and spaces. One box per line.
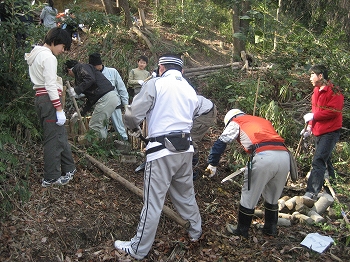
158, 55, 183, 67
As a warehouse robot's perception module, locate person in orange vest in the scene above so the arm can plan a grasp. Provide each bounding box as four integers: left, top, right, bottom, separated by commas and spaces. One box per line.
205, 109, 290, 238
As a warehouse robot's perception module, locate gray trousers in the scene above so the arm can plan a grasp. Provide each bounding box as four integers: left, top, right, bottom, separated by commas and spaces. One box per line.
35, 95, 75, 180
191, 105, 217, 157
111, 108, 128, 140
89, 91, 120, 139
240, 150, 289, 209
130, 152, 202, 257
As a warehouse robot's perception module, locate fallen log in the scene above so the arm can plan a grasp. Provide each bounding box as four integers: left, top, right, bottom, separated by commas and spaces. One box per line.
184, 63, 241, 73
185, 66, 242, 79
72, 146, 190, 229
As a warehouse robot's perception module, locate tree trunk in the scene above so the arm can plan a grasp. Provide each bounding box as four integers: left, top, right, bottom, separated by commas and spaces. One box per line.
240, 0, 251, 52
101, 0, 117, 14
116, 0, 133, 28
231, 1, 252, 60
137, 1, 148, 28
231, 6, 241, 59
273, 0, 282, 51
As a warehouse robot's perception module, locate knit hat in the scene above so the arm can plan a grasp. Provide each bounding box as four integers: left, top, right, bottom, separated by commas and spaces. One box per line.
158, 54, 183, 67
89, 53, 102, 66
64, 59, 78, 74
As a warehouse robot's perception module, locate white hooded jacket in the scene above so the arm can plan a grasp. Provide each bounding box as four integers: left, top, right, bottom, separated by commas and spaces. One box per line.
25, 46, 63, 108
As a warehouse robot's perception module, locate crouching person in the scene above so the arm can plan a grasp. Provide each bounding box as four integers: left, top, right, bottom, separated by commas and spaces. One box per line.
64, 60, 120, 139
205, 109, 290, 237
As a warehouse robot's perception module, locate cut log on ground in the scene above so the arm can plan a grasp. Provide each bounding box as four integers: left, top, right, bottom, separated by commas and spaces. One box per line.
279, 213, 293, 220
285, 196, 298, 211
278, 196, 290, 211
277, 218, 291, 227
312, 193, 334, 215
307, 210, 325, 223
72, 146, 190, 229
292, 212, 314, 225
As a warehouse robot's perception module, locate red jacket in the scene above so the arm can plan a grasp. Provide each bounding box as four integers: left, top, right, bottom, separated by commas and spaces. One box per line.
310, 82, 343, 136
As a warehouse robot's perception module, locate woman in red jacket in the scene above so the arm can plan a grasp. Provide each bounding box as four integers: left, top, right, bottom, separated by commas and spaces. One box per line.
301, 64, 344, 205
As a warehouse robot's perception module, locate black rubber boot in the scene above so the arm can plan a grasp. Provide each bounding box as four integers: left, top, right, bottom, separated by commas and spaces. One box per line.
262, 202, 279, 236
226, 204, 254, 238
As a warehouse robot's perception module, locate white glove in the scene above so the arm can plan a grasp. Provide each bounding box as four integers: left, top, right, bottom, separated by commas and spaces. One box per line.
300, 125, 312, 138
205, 164, 217, 177
137, 80, 144, 85
128, 127, 141, 138
152, 71, 157, 78
68, 87, 77, 98
303, 113, 314, 123
71, 112, 79, 123
56, 110, 66, 126
124, 105, 129, 110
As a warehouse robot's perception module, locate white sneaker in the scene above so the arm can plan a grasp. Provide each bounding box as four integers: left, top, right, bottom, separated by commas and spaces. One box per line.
63, 169, 76, 181
114, 240, 144, 260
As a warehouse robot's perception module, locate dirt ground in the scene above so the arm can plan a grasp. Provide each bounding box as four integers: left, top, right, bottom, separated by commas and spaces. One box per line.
1, 125, 350, 262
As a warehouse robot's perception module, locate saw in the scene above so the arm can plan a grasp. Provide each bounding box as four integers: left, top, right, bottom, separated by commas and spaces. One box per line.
221, 167, 245, 183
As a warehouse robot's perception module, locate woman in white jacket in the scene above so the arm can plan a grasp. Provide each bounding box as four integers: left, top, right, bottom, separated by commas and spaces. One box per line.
40, 0, 57, 29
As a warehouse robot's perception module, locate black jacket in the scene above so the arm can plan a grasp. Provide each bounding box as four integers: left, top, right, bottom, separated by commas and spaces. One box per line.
72, 63, 115, 116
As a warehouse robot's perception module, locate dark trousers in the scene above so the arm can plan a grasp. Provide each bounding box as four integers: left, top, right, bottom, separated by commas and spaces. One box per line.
306, 129, 340, 195
35, 95, 75, 180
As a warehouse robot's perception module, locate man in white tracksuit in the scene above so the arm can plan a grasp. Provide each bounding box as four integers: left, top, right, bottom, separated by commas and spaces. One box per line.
114, 54, 202, 260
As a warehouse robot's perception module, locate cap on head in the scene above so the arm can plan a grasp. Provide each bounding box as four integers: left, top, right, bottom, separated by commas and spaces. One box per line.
158, 54, 183, 67
89, 53, 102, 66
224, 109, 244, 126
64, 59, 78, 74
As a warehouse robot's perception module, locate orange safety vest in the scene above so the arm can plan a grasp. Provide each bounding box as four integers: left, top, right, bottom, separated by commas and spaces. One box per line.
232, 115, 286, 154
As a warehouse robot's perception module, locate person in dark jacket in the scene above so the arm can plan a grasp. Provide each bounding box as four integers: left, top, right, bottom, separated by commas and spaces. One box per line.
64, 60, 120, 139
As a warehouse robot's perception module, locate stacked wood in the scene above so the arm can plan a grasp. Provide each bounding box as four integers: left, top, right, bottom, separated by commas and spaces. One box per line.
275, 193, 335, 225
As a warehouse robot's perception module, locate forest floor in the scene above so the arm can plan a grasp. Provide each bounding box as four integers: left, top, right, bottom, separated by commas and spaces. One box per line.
1, 11, 350, 262
1, 122, 350, 262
